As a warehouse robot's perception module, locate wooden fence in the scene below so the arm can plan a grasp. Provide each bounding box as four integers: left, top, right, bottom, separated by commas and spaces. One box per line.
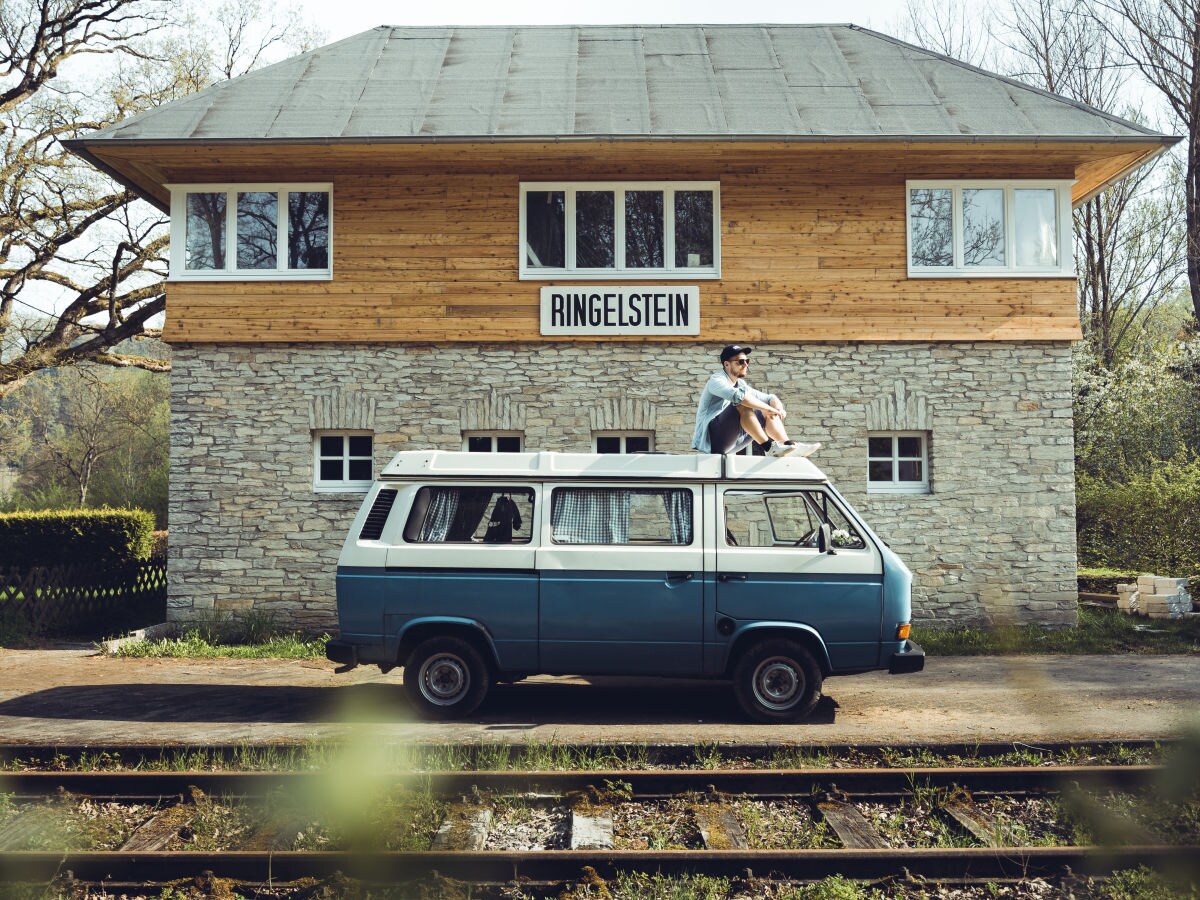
0, 561, 167, 636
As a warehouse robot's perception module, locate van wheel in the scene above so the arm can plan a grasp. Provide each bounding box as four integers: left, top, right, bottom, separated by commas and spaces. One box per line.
404, 637, 490, 719
732, 639, 822, 723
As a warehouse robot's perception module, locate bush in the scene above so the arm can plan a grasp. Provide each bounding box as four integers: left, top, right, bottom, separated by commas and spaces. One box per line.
1077, 456, 1200, 578
0, 508, 155, 569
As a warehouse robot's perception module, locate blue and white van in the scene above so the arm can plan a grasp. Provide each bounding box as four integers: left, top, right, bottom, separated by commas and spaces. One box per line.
326, 450, 924, 722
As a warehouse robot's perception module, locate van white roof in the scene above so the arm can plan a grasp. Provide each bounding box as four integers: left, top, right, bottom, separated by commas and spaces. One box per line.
379, 450, 828, 482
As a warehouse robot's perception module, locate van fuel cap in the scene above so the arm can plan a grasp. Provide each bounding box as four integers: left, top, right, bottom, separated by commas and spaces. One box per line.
716, 616, 736, 636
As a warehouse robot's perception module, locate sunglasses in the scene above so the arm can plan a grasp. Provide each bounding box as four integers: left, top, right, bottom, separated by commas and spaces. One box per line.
730, 358, 750, 366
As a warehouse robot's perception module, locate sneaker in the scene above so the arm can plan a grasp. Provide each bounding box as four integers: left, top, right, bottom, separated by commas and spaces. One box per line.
788, 441, 822, 458
766, 441, 797, 458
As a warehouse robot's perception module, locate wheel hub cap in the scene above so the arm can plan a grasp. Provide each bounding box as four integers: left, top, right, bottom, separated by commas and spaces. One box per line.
753, 657, 801, 710
421, 654, 469, 705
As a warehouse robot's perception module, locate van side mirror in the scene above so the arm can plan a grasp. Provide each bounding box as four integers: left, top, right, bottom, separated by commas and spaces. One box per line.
817, 523, 836, 555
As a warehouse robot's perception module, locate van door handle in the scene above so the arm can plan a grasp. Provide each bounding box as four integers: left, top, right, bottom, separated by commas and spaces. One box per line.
666, 572, 694, 583
718, 573, 748, 582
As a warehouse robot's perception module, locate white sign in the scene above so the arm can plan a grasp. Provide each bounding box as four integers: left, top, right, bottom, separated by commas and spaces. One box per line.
540, 286, 700, 335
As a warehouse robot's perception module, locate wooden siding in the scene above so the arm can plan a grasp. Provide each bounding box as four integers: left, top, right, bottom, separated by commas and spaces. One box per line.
157, 143, 1088, 343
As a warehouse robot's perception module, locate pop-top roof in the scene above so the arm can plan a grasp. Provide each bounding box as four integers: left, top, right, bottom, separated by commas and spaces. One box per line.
379, 450, 827, 482
76, 24, 1165, 145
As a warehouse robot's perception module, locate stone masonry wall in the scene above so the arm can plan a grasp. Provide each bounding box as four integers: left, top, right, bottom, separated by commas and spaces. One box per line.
168, 342, 1078, 631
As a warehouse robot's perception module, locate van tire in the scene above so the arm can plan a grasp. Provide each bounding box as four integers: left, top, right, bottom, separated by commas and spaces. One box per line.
732, 639, 822, 723
403, 636, 490, 719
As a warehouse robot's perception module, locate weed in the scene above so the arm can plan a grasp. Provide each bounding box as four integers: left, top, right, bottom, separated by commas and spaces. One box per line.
694, 742, 725, 769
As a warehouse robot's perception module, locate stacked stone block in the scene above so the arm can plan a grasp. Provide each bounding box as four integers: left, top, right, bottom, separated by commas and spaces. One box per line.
1117, 576, 1194, 619
167, 341, 1079, 632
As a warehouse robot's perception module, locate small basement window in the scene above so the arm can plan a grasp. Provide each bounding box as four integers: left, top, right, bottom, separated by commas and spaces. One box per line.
906, 181, 1073, 277
868, 432, 930, 494
593, 432, 654, 454
521, 181, 720, 279
463, 432, 524, 452
168, 183, 332, 280
314, 432, 373, 492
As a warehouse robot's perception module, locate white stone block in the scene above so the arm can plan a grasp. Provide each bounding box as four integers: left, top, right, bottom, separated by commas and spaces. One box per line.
1152, 577, 1187, 595
1137, 576, 1157, 593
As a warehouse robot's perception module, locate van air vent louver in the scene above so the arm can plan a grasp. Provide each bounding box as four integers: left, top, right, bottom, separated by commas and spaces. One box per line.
359, 489, 397, 541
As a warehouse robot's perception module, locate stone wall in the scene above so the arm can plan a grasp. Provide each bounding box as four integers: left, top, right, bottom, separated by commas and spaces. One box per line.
168, 342, 1078, 631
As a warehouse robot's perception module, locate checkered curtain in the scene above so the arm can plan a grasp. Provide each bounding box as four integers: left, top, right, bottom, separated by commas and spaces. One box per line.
661, 490, 692, 545
419, 489, 460, 542
551, 489, 631, 543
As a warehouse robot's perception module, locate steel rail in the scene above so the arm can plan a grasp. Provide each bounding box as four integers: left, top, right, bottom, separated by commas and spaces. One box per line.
3, 846, 1197, 884
0, 738, 1169, 768
0, 765, 1164, 801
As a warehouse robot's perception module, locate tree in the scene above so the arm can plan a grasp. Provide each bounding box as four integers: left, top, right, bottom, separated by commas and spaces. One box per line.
1095, 0, 1200, 326
0, 0, 320, 398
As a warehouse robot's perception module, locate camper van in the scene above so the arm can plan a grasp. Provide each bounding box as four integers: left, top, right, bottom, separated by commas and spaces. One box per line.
326, 450, 924, 722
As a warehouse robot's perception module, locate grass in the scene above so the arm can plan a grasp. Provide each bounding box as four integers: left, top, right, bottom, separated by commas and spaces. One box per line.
109, 630, 327, 658
917, 606, 1200, 656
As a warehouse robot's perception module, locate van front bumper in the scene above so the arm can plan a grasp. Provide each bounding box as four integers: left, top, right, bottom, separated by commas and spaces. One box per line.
889, 640, 925, 674
325, 639, 358, 670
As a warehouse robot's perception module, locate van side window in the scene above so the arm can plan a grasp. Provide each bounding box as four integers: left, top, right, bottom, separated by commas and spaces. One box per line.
403, 487, 534, 543
724, 490, 866, 549
551, 488, 692, 545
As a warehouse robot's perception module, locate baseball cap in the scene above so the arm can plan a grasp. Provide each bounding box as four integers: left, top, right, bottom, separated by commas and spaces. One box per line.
720, 344, 753, 363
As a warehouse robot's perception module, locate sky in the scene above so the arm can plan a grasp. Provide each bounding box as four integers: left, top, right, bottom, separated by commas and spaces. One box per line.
306, 0, 922, 41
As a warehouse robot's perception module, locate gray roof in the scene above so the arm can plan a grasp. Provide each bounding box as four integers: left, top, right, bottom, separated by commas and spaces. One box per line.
80, 24, 1163, 144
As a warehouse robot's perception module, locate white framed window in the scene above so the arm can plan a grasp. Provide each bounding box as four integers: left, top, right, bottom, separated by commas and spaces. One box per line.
314, 431, 373, 492
167, 183, 332, 281
868, 432, 930, 494
593, 431, 655, 454
463, 432, 524, 452
906, 180, 1073, 278
520, 181, 720, 280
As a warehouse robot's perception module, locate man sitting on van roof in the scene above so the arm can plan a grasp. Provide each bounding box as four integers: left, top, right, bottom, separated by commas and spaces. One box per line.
692, 345, 821, 458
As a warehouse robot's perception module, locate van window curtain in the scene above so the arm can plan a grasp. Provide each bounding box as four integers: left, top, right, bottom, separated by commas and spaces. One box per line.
552, 489, 631, 543
446, 489, 493, 541
660, 490, 693, 544
418, 489, 461, 542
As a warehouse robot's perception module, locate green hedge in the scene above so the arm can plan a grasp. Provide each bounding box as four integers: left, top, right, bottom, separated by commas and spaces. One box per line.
1077, 457, 1200, 578
0, 509, 155, 569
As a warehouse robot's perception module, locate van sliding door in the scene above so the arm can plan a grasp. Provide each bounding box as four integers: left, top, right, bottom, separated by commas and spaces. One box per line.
536, 484, 703, 676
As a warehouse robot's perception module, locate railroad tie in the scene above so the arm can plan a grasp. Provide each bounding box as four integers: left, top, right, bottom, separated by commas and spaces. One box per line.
430, 803, 493, 851
816, 800, 890, 849
942, 798, 1006, 846
690, 802, 749, 850
119, 786, 205, 852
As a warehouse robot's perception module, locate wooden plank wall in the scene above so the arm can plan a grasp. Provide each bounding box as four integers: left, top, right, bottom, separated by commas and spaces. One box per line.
161, 148, 1083, 344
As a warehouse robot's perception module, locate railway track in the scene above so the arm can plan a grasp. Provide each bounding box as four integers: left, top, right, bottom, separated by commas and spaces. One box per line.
2, 763, 1196, 894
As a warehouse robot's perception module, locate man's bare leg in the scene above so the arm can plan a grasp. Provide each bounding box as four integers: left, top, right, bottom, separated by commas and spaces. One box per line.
737, 405, 770, 443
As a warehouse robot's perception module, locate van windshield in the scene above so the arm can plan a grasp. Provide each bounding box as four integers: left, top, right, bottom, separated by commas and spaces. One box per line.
723, 489, 866, 549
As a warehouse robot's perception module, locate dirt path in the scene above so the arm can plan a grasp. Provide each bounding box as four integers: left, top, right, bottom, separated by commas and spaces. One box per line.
0, 649, 1196, 746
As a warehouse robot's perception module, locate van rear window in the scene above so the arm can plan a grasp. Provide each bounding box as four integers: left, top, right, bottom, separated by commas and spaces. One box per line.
403, 487, 534, 543
550, 488, 692, 545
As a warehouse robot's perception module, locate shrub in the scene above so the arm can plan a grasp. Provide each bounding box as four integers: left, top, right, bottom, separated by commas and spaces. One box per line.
0, 508, 155, 569
1077, 456, 1200, 578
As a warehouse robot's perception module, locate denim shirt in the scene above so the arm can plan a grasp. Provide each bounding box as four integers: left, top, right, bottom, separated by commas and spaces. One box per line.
691, 372, 776, 452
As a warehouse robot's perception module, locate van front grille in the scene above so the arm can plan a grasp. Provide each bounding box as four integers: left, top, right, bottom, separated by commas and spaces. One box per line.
359, 489, 398, 541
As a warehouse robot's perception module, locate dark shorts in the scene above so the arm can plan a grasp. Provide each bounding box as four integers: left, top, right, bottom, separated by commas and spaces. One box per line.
708, 405, 766, 453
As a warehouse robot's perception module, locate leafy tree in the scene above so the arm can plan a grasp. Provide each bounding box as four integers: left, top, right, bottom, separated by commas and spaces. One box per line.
0, 0, 320, 398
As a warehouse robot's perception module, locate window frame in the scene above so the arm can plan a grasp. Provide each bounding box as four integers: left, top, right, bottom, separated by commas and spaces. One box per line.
462, 432, 525, 453
402, 484, 537, 544
721, 487, 868, 550
167, 182, 333, 281
867, 431, 930, 495
313, 430, 373, 493
905, 180, 1073, 278
519, 181, 721, 280
549, 485, 695, 546
592, 431, 656, 454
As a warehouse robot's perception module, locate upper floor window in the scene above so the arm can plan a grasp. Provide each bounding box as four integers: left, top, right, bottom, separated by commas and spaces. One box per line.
868, 432, 930, 494
906, 181, 1072, 278
521, 182, 720, 280
168, 183, 332, 280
